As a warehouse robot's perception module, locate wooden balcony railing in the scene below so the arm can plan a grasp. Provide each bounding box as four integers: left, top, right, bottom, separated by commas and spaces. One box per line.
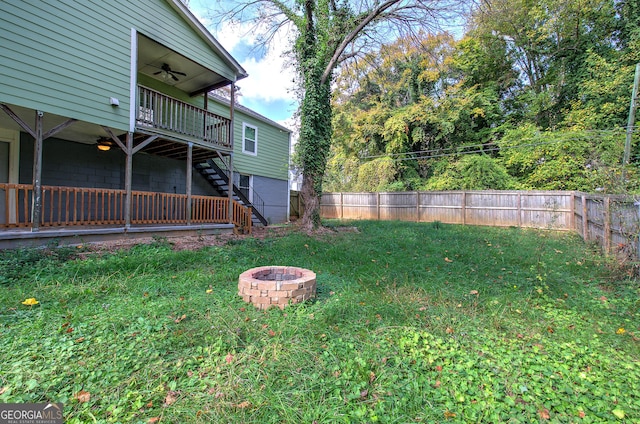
0, 184, 251, 231
137, 85, 232, 148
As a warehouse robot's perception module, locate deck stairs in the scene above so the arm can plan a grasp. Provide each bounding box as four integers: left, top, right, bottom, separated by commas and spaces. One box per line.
194, 156, 268, 227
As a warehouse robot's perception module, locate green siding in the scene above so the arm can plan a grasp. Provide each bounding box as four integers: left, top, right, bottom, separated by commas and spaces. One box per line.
0, 0, 238, 131
232, 113, 290, 181
205, 97, 290, 181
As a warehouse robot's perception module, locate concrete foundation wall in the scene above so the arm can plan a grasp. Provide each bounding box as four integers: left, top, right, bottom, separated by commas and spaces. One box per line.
19, 134, 215, 196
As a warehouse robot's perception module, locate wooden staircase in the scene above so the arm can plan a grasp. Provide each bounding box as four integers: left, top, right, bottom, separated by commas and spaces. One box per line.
194, 157, 268, 227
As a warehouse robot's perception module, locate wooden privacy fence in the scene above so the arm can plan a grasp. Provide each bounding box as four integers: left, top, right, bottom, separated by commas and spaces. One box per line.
320, 191, 640, 255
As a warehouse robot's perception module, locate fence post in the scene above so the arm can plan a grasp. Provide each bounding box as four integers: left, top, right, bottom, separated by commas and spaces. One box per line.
603, 196, 611, 254
377, 192, 381, 221
517, 193, 522, 227
461, 192, 467, 225
340, 192, 343, 219
416, 191, 420, 222
582, 194, 589, 241
569, 192, 576, 233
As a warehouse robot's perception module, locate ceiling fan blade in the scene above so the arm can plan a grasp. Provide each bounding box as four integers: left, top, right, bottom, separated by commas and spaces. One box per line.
153, 70, 162, 75
171, 73, 179, 81
174, 71, 187, 76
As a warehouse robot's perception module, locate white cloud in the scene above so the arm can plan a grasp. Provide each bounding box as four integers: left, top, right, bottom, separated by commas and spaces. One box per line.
190, 3, 298, 112
221, 21, 297, 105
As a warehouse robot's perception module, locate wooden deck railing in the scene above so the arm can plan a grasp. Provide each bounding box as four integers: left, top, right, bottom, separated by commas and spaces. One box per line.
137, 85, 231, 148
0, 184, 251, 231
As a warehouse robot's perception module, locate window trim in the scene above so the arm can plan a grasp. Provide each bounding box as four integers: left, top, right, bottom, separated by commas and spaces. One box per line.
242, 123, 258, 156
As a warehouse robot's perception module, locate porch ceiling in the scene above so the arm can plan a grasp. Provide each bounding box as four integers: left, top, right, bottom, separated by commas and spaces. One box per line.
0, 103, 111, 144
137, 35, 232, 96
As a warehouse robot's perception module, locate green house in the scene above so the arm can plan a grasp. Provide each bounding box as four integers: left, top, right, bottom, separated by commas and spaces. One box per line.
0, 0, 292, 247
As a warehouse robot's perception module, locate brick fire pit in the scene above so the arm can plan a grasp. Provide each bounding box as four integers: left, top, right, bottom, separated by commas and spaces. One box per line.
238, 266, 316, 310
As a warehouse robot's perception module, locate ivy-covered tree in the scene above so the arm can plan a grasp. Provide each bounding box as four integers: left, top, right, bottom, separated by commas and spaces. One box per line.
211, 0, 465, 229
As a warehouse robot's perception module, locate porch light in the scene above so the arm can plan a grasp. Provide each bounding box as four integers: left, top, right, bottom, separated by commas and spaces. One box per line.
96, 138, 112, 151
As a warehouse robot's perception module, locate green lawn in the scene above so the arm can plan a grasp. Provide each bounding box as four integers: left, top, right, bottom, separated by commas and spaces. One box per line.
0, 221, 638, 423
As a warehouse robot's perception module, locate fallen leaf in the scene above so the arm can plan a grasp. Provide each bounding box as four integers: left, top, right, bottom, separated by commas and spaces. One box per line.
369, 371, 376, 384
164, 391, 178, 407
0, 387, 6, 395
616, 327, 626, 335
174, 314, 186, 324
234, 401, 251, 409
21, 298, 40, 306
66, 327, 74, 333
74, 390, 91, 403
578, 411, 586, 418
75, 337, 85, 343
444, 257, 453, 263
469, 290, 479, 295
444, 410, 456, 419
446, 327, 454, 334
148, 418, 160, 423
435, 365, 443, 372
268, 330, 276, 337
225, 353, 234, 364
434, 380, 441, 388
206, 289, 213, 294
547, 326, 554, 333
360, 389, 369, 399
612, 409, 625, 419
538, 408, 550, 420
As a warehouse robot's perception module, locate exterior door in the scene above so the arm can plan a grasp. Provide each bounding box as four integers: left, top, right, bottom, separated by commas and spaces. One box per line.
0, 129, 19, 224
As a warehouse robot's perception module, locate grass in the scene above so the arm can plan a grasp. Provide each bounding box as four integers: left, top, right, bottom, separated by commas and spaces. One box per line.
0, 220, 638, 423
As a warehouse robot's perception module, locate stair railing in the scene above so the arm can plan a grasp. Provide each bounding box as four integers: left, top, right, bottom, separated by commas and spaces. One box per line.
207, 157, 267, 223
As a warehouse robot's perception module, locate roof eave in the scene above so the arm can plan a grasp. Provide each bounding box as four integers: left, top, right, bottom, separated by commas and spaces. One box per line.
167, 0, 248, 82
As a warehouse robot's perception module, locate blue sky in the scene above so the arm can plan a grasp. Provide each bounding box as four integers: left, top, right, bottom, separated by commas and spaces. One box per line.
189, 1, 298, 126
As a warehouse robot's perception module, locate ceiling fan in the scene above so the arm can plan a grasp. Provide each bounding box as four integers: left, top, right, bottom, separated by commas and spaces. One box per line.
154, 63, 186, 81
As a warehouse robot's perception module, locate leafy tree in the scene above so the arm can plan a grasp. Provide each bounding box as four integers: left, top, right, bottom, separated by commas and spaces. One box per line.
496, 124, 637, 193
424, 155, 519, 190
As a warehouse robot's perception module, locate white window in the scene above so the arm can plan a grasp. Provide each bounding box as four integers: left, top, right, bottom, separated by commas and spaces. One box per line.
242, 123, 258, 155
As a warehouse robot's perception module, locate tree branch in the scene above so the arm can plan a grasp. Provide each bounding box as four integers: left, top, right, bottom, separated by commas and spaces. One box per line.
321, 0, 407, 84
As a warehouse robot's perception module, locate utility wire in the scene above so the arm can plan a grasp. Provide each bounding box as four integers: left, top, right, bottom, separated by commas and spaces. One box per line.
358, 127, 640, 163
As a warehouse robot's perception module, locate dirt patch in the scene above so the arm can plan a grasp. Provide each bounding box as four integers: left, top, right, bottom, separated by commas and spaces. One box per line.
78, 224, 359, 255
77, 226, 289, 254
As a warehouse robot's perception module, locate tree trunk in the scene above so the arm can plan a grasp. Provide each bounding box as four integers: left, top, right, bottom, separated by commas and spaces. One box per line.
296, 66, 333, 230
300, 173, 321, 231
